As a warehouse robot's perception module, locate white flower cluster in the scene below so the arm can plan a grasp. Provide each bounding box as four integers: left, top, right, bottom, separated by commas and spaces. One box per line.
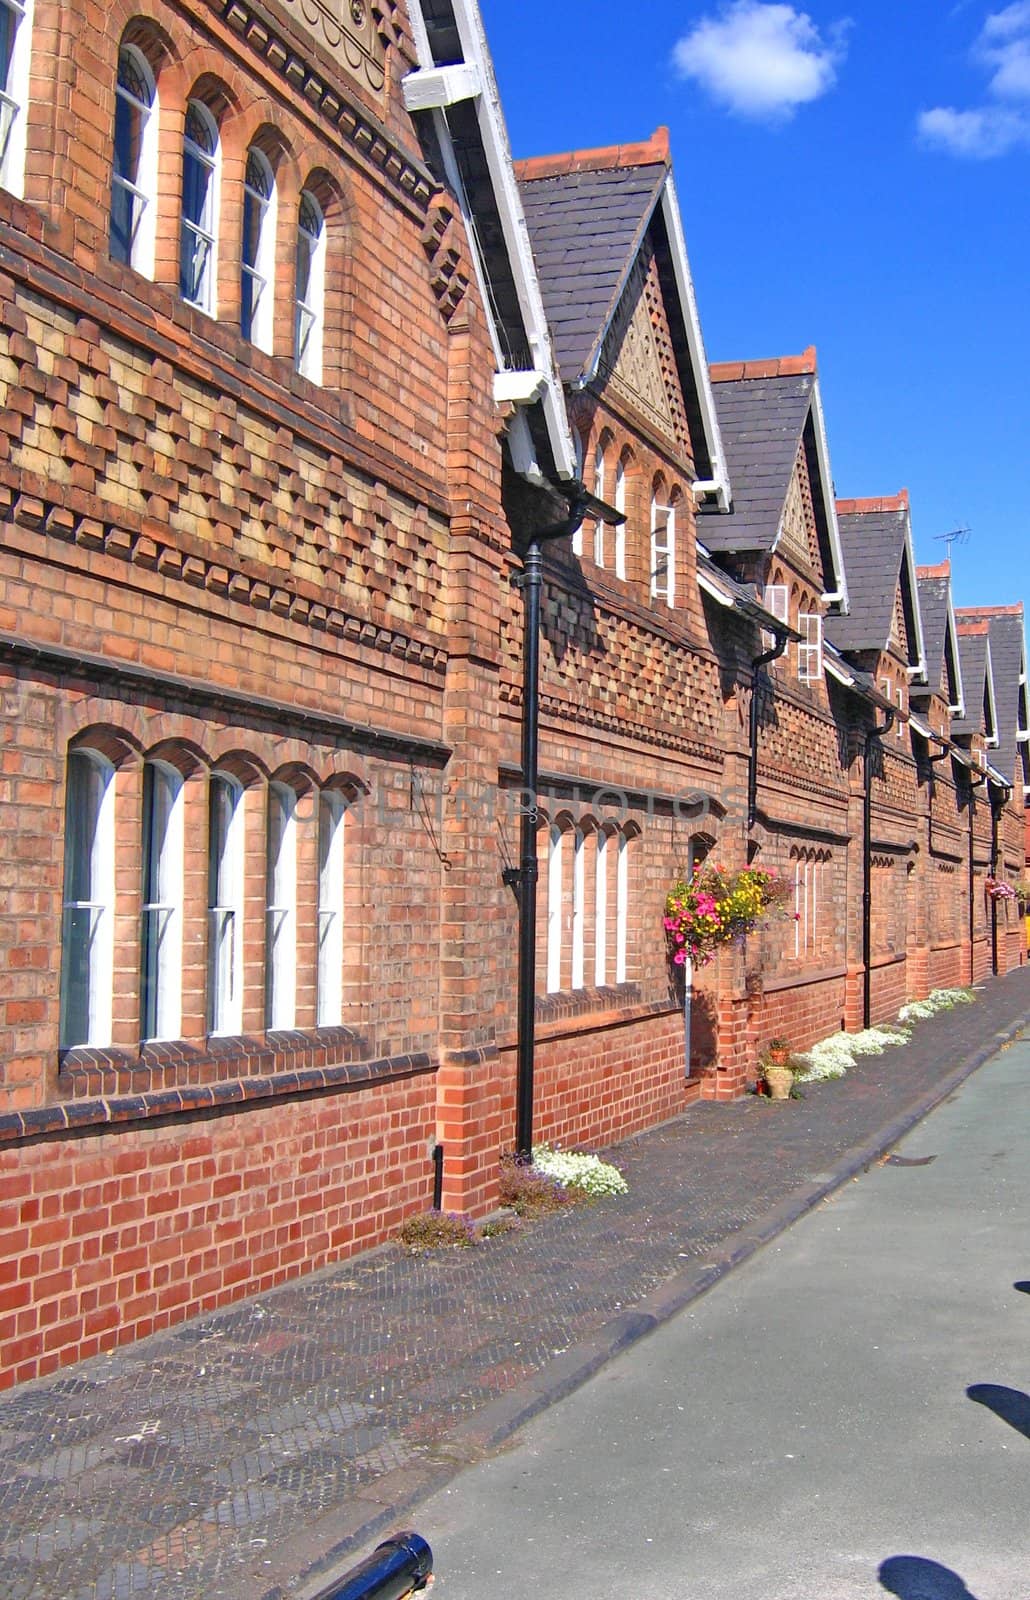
794, 1026, 909, 1084
794, 987, 976, 1084
898, 987, 976, 1024
532, 1145, 629, 1198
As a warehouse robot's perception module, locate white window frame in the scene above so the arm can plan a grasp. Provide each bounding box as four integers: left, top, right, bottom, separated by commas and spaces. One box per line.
266, 781, 297, 1031
616, 830, 629, 984
571, 431, 584, 557
110, 42, 158, 276
141, 760, 184, 1043
794, 861, 804, 958
317, 789, 346, 1028
571, 826, 585, 990
180, 98, 219, 314
295, 189, 325, 383
594, 827, 609, 988
797, 611, 823, 681
546, 823, 563, 994
614, 458, 627, 580
60, 750, 115, 1049
207, 773, 244, 1037
897, 683, 905, 741
0, 0, 32, 199
592, 445, 606, 568
651, 496, 675, 606
762, 583, 788, 655
241, 145, 276, 353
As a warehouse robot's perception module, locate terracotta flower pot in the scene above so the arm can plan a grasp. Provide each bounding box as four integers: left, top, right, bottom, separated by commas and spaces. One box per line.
764, 1066, 794, 1101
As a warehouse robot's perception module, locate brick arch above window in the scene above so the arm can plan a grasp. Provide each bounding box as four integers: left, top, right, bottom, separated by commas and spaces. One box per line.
142, 737, 206, 779
68, 723, 142, 768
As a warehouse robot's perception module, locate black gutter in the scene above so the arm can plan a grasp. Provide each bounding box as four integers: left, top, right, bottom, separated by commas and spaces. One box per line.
863, 708, 896, 1029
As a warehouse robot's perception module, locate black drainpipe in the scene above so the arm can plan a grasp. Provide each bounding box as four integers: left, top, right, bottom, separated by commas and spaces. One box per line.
987, 781, 1010, 977
748, 634, 791, 830
863, 708, 896, 1030
967, 770, 987, 985
509, 488, 590, 1160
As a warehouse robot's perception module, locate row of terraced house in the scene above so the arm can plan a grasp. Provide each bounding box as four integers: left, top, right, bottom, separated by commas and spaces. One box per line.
0, 0, 1027, 1386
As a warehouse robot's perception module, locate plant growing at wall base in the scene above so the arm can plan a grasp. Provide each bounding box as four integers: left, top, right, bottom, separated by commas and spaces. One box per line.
532, 1144, 629, 1198
395, 1210, 481, 1252
664, 864, 793, 968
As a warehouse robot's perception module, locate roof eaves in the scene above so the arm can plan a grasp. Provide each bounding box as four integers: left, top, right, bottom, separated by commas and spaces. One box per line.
657, 176, 730, 509
405, 0, 576, 485
808, 378, 848, 610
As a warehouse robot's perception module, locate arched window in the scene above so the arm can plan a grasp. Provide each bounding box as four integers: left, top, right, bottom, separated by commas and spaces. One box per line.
60, 750, 115, 1048
207, 773, 244, 1036
571, 825, 586, 989
241, 146, 276, 352
650, 487, 675, 605
295, 190, 325, 382
592, 444, 607, 567
570, 431, 585, 557
546, 822, 563, 994
317, 789, 346, 1027
0, 0, 32, 197
616, 830, 630, 983
594, 826, 610, 987
180, 99, 219, 313
110, 43, 157, 274
614, 456, 627, 580
141, 760, 184, 1042
265, 781, 297, 1030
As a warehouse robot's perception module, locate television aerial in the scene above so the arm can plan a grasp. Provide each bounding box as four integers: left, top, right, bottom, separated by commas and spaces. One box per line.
933, 524, 971, 560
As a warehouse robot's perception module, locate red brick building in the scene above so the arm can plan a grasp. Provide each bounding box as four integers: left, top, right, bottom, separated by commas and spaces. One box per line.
0, 0, 1026, 1385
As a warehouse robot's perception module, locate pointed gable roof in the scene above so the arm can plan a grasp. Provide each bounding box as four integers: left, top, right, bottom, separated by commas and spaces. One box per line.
825, 493, 925, 672
955, 605, 1028, 788
701, 351, 848, 603
915, 562, 965, 714
515, 131, 729, 503
952, 621, 998, 747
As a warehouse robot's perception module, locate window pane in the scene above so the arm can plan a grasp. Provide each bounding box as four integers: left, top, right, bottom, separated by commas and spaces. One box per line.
317, 792, 344, 1028
266, 784, 296, 1030
141, 762, 182, 1041
60, 752, 113, 1049
208, 776, 241, 1035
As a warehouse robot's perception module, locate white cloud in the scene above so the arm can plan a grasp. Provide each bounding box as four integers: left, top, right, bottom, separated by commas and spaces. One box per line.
917, 104, 1030, 157
921, 4, 1030, 156
671, 2, 849, 121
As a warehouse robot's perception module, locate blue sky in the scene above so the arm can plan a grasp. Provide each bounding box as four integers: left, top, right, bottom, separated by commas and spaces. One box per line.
479, 0, 1030, 628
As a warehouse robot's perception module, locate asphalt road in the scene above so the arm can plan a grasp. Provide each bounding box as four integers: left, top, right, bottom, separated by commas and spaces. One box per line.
415, 1037, 1030, 1600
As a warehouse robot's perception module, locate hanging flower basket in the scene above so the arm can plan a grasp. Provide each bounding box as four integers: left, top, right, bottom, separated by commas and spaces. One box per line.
985, 877, 1018, 903
664, 864, 794, 969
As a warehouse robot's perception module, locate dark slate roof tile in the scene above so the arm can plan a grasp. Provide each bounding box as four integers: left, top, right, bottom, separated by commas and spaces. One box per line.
698, 375, 812, 552
824, 510, 908, 653
518, 164, 667, 382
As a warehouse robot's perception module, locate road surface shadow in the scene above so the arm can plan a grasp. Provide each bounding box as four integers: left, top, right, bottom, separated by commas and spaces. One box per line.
879, 1555, 981, 1599
967, 1382, 1030, 1441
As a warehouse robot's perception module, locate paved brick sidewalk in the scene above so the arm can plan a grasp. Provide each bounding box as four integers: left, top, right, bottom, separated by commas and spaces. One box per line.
2, 969, 1027, 1600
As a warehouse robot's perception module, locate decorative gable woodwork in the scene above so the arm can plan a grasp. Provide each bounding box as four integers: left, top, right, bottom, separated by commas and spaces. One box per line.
779, 443, 822, 581
890, 580, 910, 659
596, 247, 691, 453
